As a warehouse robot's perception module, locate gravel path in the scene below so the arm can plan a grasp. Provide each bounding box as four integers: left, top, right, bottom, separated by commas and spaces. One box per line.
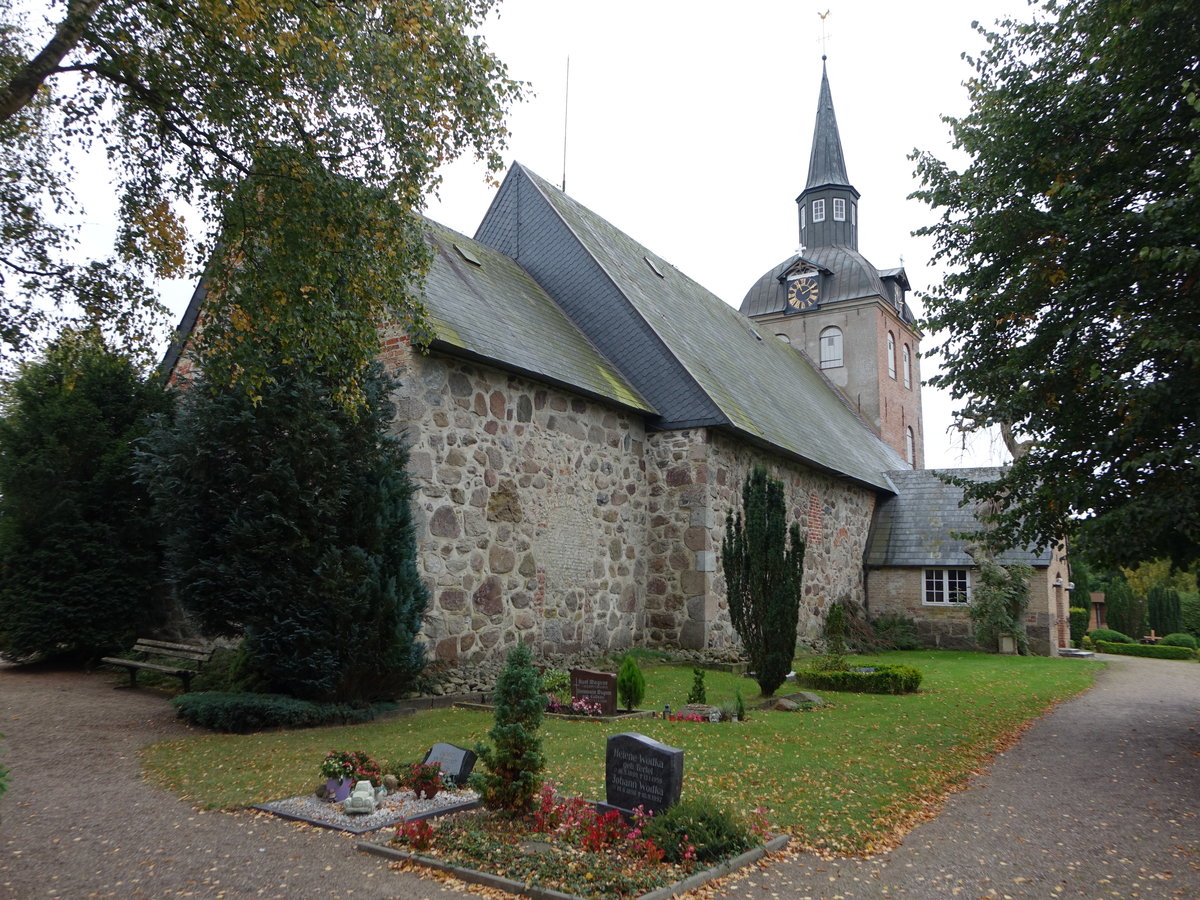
2, 654, 1197, 899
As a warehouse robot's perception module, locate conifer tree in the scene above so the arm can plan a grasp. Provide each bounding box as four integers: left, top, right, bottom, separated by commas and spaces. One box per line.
617, 655, 646, 711
141, 357, 427, 702
472, 642, 545, 815
0, 331, 171, 663
1147, 586, 1181, 637
721, 466, 805, 696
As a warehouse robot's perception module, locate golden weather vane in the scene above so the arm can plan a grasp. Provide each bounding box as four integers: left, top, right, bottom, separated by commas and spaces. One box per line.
818, 9, 831, 57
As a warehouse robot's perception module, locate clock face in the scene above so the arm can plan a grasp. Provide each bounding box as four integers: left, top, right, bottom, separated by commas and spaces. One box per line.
786, 275, 820, 311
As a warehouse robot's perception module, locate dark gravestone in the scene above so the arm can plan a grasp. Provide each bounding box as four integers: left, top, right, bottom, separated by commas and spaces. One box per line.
421, 742, 477, 786
605, 732, 683, 814
570, 668, 617, 716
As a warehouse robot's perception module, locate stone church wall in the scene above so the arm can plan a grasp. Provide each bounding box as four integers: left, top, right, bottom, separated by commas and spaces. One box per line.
386, 336, 649, 663
642, 428, 878, 652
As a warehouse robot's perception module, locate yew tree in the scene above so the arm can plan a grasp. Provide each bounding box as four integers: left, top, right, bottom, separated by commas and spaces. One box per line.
912, 0, 1200, 569
0, 0, 521, 385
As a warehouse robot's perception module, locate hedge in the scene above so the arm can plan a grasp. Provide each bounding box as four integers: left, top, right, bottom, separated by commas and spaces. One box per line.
1087, 628, 1133, 644
1094, 641, 1197, 661
793, 663, 922, 694
171, 691, 387, 732
1160, 633, 1198, 650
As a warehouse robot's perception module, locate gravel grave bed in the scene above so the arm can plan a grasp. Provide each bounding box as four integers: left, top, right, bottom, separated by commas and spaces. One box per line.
255, 789, 480, 835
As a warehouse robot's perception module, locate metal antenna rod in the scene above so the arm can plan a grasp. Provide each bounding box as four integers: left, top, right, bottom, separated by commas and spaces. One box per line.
561, 56, 570, 193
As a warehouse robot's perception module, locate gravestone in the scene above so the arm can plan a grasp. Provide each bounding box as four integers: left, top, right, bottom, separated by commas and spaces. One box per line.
422, 742, 477, 786
570, 668, 617, 716
605, 732, 683, 814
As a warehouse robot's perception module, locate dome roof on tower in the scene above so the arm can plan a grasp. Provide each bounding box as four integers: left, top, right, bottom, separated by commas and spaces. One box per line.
739, 245, 907, 318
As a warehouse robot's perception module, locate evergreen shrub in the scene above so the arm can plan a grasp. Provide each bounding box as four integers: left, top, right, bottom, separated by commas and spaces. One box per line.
795, 663, 922, 694
1147, 586, 1182, 636
170, 692, 381, 732
1068, 607, 1089, 646
1088, 628, 1133, 644
616, 655, 645, 710
472, 643, 545, 814
641, 798, 753, 864
870, 614, 921, 650
1094, 641, 1195, 661
1159, 633, 1198, 650
686, 668, 707, 704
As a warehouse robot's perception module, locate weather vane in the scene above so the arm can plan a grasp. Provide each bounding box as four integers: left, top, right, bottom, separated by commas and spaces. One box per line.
818, 9, 831, 58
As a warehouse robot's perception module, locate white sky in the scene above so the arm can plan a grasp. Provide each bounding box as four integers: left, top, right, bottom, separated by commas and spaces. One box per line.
419, 0, 1036, 469
32, 0, 1037, 468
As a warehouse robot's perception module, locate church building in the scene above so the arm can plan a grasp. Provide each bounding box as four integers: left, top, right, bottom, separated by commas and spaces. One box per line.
167, 63, 1069, 660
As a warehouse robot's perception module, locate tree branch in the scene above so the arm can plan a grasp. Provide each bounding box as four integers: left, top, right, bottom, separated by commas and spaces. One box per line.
0, 0, 107, 125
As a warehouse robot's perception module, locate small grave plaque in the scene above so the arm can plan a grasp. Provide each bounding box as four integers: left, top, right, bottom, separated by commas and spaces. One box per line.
605, 732, 683, 814
570, 668, 617, 716
422, 742, 477, 786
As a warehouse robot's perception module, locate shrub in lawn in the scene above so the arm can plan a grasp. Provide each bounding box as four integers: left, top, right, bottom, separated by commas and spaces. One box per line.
1088, 628, 1133, 644
1094, 640, 1195, 661
617, 655, 646, 711
686, 668, 707, 704
641, 797, 753, 864
472, 642, 545, 815
870, 614, 921, 650
170, 691, 380, 732
795, 663, 923, 694
1160, 632, 1198, 650
721, 465, 805, 696
1068, 607, 1089, 647
541, 668, 570, 703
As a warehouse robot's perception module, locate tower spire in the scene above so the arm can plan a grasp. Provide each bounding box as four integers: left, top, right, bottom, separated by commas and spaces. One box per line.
805, 60, 851, 192
797, 59, 860, 251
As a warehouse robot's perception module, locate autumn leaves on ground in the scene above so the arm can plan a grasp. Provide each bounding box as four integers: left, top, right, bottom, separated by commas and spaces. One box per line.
141, 651, 1102, 857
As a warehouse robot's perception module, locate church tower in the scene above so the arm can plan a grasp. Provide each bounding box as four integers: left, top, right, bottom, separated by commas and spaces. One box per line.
740, 60, 925, 468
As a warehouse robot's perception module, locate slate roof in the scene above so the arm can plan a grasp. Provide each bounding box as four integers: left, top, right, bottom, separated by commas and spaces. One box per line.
804, 61, 856, 195
420, 219, 652, 413
866, 468, 1054, 568
740, 245, 896, 317
474, 164, 906, 492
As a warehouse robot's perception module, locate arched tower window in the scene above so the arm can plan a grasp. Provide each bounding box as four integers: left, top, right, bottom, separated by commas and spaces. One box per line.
905, 426, 915, 466
887, 332, 896, 379
902, 344, 912, 389
819, 326, 843, 368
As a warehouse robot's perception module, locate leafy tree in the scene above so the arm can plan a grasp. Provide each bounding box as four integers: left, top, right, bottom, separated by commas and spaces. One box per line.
140, 357, 427, 703
968, 559, 1033, 654
0, 330, 171, 662
472, 642, 544, 815
721, 466, 806, 697
616, 655, 645, 712
0, 0, 521, 381
912, 0, 1200, 570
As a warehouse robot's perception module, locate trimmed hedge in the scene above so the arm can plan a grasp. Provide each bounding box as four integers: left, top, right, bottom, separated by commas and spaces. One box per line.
171, 691, 385, 732
1087, 628, 1133, 644
1160, 633, 1198, 650
1094, 641, 1197, 661
793, 663, 923, 694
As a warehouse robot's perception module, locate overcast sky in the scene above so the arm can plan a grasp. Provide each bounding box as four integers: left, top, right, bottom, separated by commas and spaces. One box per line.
420, 0, 1038, 469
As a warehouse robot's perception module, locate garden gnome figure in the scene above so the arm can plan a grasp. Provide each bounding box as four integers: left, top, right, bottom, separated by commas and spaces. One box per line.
343, 780, 377, 815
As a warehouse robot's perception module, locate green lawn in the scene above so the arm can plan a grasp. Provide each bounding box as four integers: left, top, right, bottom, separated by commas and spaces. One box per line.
141, 651, 1103, 855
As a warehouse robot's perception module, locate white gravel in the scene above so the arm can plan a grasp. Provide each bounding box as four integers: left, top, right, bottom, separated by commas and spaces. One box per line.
256, 789, 479, 834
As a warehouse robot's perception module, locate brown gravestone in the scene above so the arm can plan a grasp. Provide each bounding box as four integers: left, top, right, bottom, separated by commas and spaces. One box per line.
570, 668, 617, 716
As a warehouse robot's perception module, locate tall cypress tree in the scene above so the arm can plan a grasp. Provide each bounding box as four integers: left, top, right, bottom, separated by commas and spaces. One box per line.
141, 357, 427, 702
0, 331, 172, 663
721, 466, 805, 696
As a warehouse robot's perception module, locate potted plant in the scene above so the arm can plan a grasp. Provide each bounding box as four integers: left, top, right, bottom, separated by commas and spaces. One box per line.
319, 750, 381, 802
405, 761, 445, 799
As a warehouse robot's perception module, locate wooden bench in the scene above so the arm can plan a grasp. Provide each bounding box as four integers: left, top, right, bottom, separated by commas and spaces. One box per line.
101, 638, 213, 692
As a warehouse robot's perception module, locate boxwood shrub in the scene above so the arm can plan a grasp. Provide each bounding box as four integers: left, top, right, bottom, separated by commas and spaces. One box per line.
1087, 628, 1133, 644
793, 663, 922, 694
171, 691, 385, 732
1160, 633, 1198, 650
1094, 641, 1196, 661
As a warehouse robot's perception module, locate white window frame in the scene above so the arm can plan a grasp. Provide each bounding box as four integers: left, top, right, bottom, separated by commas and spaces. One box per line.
924, 568, 971, 605
851, 202, 857, 225
800, 205, 806, 230
902, 343, 912, 389
812, 199, 826, 222
818, 325, 842, 369
833, 198, 846, 221
905, 426, 915, 465
887, 331, 896, 379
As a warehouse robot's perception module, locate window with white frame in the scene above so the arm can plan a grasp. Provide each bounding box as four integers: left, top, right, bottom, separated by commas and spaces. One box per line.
924, 568, 971, 605
851, 202, 856, 225
812, 199, 826, 222
887, 331, 896, 379
800, 206, 806, 230
905, 426, 915, 465
902, 344, 912, 388
819, 326, 842, 368
833, 198, 846, 221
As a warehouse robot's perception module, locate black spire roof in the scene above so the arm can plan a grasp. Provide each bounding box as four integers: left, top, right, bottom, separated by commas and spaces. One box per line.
803, 59, 854, 195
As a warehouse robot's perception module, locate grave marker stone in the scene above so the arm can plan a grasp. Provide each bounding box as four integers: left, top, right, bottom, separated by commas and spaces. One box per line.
422, 742, 477, 786
605, 732, 683, 814
570, 668, 617, 716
